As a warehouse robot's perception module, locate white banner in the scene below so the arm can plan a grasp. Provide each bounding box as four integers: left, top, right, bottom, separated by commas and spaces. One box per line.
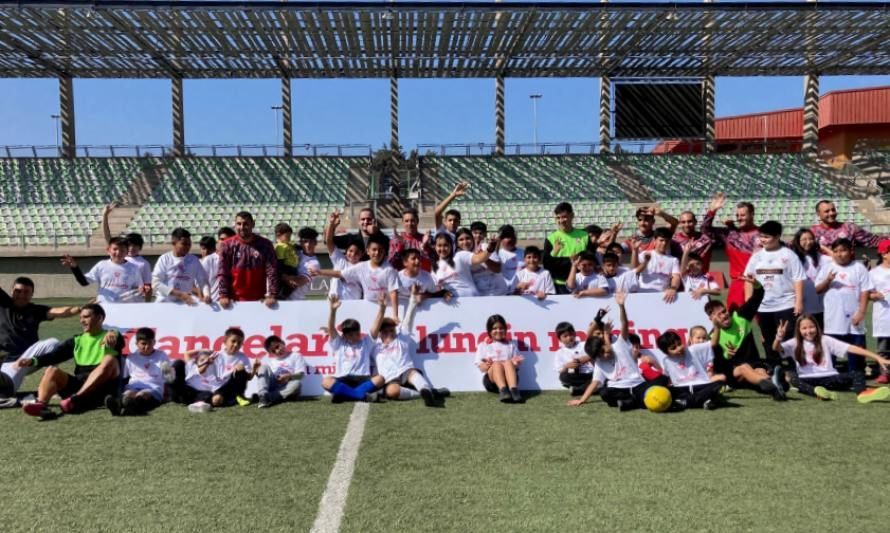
104, 294, 709, 395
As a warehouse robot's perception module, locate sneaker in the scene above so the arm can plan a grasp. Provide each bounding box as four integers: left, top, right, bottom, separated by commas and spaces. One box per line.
857, 387, 890, 404
434, 387, 451, 398
420, 388, 437, 407
498, 387, 512, 403
703, 399, 718, 410
20, 394, 36, 406
876, 374, 890, 385
673, 398, 688, 411
23, 400, 55, 420
256, 393, 271, 408
187, 401, 212, 413
105, 395, 122, 416
617, 399, 635, 412
235, 395, 251, 407
771, 366, 785, 392
363, 391, 381, 403
510, 387, 524, 404
59, 395, 78, 414
813, 386, 838, 401
0, 396, 18, 409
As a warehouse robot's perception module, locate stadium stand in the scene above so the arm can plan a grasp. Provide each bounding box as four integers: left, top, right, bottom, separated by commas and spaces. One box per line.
0, 153, 882, 247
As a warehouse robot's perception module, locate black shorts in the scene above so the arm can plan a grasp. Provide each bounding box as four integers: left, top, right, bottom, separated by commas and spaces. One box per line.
482, 373, 520, 393
336, 375, 371, 388
713, 355, 765, 385
58, 370, 120, 408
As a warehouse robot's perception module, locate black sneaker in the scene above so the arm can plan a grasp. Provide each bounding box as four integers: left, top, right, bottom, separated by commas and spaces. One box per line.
703, 399, 718, 410
510, 387, 524, 403
617, 399, 635, 411
420, 388, 436, 407
105, 395, 122, 416
434, 387, 451, 398
257, 393, 271, 409
673, 398, 688, 411
498, 387, 512, 403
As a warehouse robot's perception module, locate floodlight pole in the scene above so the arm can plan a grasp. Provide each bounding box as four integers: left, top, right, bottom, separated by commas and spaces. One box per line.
271, 105, 283, 156
530, 94, 542, 151
50, 114, 61, 157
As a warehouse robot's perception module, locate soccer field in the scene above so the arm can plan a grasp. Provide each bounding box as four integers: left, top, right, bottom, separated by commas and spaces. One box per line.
3, 300, 887, 533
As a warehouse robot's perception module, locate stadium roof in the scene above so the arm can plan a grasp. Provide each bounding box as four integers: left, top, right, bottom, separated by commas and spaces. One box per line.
1, 1, 889, 79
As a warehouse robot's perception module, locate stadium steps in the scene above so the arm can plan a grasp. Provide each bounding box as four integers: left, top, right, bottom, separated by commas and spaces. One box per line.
602, 158, 656, 203
805, 158, 875, 200
87, 206, 139, 247
117, 159, 167, 207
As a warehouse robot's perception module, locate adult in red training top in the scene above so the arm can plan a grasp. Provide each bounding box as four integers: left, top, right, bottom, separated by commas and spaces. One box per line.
217, 211, 278, 308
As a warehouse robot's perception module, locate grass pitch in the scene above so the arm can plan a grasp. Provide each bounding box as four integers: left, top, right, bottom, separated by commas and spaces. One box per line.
2, 299, 886, 532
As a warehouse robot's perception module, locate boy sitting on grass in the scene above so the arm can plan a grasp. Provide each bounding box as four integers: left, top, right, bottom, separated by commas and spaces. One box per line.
172, 327, 257, 409
105, 327, 174, 416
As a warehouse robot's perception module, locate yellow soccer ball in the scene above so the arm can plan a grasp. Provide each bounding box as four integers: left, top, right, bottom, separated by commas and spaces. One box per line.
644, 385, 672, 413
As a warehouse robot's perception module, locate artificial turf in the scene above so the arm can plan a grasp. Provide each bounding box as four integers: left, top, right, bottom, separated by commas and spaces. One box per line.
4, 298, 888, 532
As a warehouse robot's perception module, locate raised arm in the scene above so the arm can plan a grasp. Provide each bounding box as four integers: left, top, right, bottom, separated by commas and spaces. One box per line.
369, 295, 386, 339
400, 284, 421, 335
47, 303, 83, 319
434, 182, 469, 228
470, 237, 497, 266
324, 210, 340, 254
327, 295, 342, 343
566, 258, 579, 291
615, 291, 629, 341
102, 203, 114, 244
771, 319, 789, 354
60, 255, 90, 287
656, 207, 679, 231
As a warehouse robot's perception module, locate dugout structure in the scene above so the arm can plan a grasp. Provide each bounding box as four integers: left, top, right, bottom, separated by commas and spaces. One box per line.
1, 1, 889, 157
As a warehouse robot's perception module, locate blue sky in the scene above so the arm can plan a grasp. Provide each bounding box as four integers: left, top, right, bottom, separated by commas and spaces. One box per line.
1, 1, 888, 151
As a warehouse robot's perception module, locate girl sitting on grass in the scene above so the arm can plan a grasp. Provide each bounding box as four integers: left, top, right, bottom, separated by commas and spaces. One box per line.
474, 314, 524, 403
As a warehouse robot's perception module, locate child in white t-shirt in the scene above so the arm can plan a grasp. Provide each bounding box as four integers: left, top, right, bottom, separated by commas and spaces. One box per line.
596, 252, 637, 295
324, 211, 363, 301
397, 248, 439, 306
469, 221, 509, 296
431, 230, 494, 298
514, 246, 555, 300
174, 328, 256, 409
106, 327, 173, 416
680, 242, 720, 300
743, 220, 805, 370
774, 315, 890, 402
288, 227, 321, 301
199, 236, 221, 303
321, 295, 383, 403
553, 321, 592, 396
496, 224, 524, 294
255, 335, 307, 408
475, 314, 524, 403
370, 285, 447, 407
869, 239, 890, 384
632, 227, 680, 302
569, 292, 659, 410
61, 237, 148, 303
566, 252, 602, 297
815, 238, 873, 388
320, 235, 400, 321
654, 330, 725, 410
152, 228, 211, 304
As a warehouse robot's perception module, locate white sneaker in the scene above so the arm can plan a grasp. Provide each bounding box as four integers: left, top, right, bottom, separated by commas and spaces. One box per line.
187, 401, 212, 413
0, 397, 18, 408
20, 394, 36, 406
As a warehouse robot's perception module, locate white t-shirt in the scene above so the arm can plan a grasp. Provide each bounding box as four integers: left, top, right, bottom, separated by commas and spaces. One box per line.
869, 265, 890, 338
122, 349, 171, 400
342, 261, 399, 304
329, 248, 363, 301
261, 351, 308, 378
433, 251, 479, 297
553, 342, 593, 374
572, 272, 600, 293
185, 351, 250, 392
802, 255, 828, 315
599, 267, 637, 295
397, 269, 438, 304
471, 253, 509, 296
682, 272, 718, 294
200, 253, 221, 302
85, 259, 145, 303
637, 251, 680, 293
592, 336, 644, 389
816, 260, 872, 335
780, 336, 849, 378
288, 253, 320, 301
373, 335, 415, 382
654, 342, 714, 387
152, 252, 209, 303
329, 335, 375, 377
743, 247, 806, 312
497, 247, 525, 292
474, 339, 520, 366
126, 255, 152, 285
515, 268, 556, 296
